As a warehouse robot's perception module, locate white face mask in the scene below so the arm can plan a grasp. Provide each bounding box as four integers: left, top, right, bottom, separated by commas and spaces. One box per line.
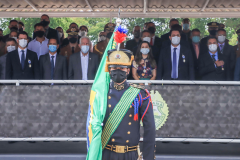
140, 48, 150, 55
58, 32, 63, 38
171, 36, 180, 45
209, 44, 218, 52
99, 36, 106, 41
142, 37, 151, 43
7, 45, 16, 53
79, 31, 86, 37
18, 39, 28, 48
218, 35, 226, 43
12, 37, 17, 41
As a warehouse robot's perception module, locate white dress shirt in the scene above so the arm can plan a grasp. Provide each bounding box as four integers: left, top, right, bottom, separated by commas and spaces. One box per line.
49, 52, 57, 67
18, 47, 27, 62
171, 44, 181, 78
28, 37, 49, 59
81, 52, 89, 80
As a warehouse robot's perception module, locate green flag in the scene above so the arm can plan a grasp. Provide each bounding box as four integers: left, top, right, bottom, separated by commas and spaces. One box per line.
86, 30, 116, 160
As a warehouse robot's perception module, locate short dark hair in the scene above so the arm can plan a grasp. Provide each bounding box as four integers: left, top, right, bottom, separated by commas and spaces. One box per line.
141, 30, 151, 37
217, 29, 226, 33
17, 31, 28, 39
69, 23, 78, 28
41, 14, 50, 19
0, 28, 3, 32
48, 38, 59, 44
207, 37, 218, 44
6, 37, 17, 44
34, 23, 45, 29
169, 24, 182, 35
10, 30, 18, 35
18, 21, 24, 26
191, 28, 200, 33
170, 18, 179, 24
79, 25, 88, 32
182, 18, 190, 23
9, 20, 18, 25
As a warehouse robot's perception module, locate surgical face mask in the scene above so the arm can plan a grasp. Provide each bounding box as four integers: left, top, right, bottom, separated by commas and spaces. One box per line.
18, 28, 23, 32
10, 27, 18, 31
208, 44, 218, 52
140, 48, 150, 55
7, 45, 16, 53
171, 36, 180, 45
142, 37, 151, 43
49, 45, 57, 52
182, 24, 189, 31
218, 35, 226, 43
79, 31, 86, 37
81, 45, 89, 53
18, 39, 28, 48
41, 20, 50, 27
192, 36, 200, 43
58, 32, 63, 38
148, 27, 155, 34
110, 69, 127, 83
99, 36, 106, 41
12, 37, 17, 41
35, 31, 45, 38
134, 32, 140, 38
209, 30, 217, 36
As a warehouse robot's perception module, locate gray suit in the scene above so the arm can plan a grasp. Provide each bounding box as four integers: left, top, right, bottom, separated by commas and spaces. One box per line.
0, 54, 7, 79
68, 52, 99, 80
39, 53, 67, 80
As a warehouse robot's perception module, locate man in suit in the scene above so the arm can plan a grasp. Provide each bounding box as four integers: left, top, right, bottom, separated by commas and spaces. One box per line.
161, 19, 187, 43
198, 37, 230, 81
68, 36, 99, 80
0, 38, 17, 79
189, 28, 202, 80
60, 28, 81, 63
6, 31, 40, 79
217, 29, 235, 80
182, 18, 191, 42
146, 22, 162, 50
39, 38, 67, 80
125, 26, 141, 52
33, 14, 60, 45
157, 27, 194, 80
234, 29, 240, 59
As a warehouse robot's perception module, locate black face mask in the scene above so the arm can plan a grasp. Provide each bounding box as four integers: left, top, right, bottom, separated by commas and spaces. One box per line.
41, 20, 50, 27
10, 27, 18, 31
19, 28, 23, 32
35, 31, 45, 38
110, 69, 127, 83
69, 37, 77, 43
134, 32, 140, 38
209, 30, 217, 36
148, 27, 155, 34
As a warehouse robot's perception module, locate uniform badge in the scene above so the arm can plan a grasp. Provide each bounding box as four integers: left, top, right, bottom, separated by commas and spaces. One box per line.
222, 67, 224, 71
28, 59, 31, 68
115, 54, 121, 59
182, 55, 186, 63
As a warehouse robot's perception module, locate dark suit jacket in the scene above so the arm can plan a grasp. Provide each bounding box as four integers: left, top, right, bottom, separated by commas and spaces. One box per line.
153, 36, 162, 50
68, 52, 99, 80
219, 42, 235, 80
0, 54, 7, 79
5, 49, 40, 79
198, 49, 230, 81
33, 27, 60, 44
125, 39, 141, 52
189, 42, 202, 80
234, 57, 240, 81
157, 44, 195, 80
39, 53, 67, 80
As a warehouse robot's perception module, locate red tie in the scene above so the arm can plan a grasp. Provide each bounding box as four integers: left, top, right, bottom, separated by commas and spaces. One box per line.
150, 38, 153, 46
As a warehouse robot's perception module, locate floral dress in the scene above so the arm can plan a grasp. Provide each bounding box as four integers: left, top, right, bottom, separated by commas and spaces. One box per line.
132, 58, 156, 80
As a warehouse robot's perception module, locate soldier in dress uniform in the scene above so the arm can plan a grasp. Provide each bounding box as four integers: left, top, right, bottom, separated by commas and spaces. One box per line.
101, 49, 156, 160
60, 28, 80, 63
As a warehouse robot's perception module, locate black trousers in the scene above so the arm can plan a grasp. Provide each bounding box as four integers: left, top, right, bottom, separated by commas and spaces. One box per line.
102, 149, 138, 160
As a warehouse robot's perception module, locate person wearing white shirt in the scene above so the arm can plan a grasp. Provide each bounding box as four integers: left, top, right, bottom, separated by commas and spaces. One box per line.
28, 23, 49, 59
68, 36, 99, 80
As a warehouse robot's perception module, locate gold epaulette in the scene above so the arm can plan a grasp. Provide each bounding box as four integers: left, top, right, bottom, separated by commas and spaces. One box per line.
129, 83, 145, 90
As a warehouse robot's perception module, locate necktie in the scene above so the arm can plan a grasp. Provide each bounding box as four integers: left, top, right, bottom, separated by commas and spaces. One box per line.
150, 38, 153, 46
211, 54, 216, 62
195, 44, 199, 59
51, 56, 54, 79
72, 47, 75, 54
21, 50, 25, 70
220, 44, 223, 53
172, 48, 177, 79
